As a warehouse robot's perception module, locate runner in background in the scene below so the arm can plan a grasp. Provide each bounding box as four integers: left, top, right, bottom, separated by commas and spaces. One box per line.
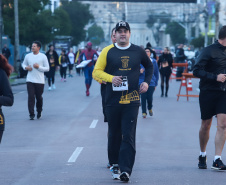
79, 42, 99, 96
139, 47, 159, 118
75, 48, 82, 76
45, 45, 59, 90
67, 48, 75, 77
59, 49, 69, 82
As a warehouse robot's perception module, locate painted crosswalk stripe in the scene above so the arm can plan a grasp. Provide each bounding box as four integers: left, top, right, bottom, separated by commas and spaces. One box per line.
89, 119, 98, 128
68, 147, 83, 163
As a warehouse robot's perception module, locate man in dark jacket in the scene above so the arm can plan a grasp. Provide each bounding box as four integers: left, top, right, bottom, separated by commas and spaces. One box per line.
175, 44, 186, 80
2, 44, 11, 60
193, 25, 226, 171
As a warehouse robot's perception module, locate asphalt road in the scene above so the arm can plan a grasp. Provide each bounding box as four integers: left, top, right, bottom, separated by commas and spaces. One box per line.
0, 72, 225, 185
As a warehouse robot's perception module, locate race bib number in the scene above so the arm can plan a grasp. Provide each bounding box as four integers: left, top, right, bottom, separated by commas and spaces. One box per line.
62, 63, 67, 67
112, 76, 128, 91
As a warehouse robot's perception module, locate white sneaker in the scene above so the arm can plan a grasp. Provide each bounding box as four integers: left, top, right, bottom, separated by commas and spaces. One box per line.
52, 84, 56, 89
48, 87, 52, 91
110, 164, 120, 180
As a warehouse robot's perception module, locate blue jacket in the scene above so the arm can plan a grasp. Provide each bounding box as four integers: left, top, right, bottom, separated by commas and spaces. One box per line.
139, 58, 159, 87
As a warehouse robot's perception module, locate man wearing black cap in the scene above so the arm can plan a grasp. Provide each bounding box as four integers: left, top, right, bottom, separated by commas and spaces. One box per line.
93, 21, 153, 182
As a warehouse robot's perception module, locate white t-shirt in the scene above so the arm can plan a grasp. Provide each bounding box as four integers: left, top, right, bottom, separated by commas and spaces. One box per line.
22, 52, 49, 84
68, 52, 75, 65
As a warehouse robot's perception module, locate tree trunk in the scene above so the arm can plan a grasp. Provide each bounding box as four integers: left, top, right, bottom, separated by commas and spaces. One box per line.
14, 0, 20, 72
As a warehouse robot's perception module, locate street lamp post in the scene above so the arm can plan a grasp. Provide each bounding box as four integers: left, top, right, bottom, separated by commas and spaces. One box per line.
14, 0, 20, 72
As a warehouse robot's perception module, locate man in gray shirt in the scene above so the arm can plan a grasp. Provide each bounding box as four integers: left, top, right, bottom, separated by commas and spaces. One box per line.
22, 41, 49, 120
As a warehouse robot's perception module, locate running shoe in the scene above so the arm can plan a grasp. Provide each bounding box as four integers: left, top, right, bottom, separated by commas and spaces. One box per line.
211, 158, 226, 170
37, 112, 42, 119
142, 113, 147, 118
61, 78, 64, 82
110, 164, 120, 180
107, 163, 112, 168
86, 90, 90, 96
64, 79, 66, 82
198, 155, 207, 169
120, 172, 130, 182
48, 87, 52, 91
52, 84, 56, 89
149, 109, 153, 116
30, 114, 35, 120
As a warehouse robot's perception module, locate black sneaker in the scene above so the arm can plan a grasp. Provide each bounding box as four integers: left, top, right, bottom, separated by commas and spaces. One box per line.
110, 164, 120, 180
211, 158, 226, 170
120, 172, 130, 182
37, 112, 42, 119
198, 155, 207, 169
30, 114, 35, 120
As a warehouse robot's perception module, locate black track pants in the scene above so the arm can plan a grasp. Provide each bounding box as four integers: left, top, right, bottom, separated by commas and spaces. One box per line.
106, 105, 139, 175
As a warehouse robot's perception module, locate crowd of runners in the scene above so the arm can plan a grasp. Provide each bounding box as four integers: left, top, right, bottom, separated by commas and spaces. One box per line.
1, 21, 226, 183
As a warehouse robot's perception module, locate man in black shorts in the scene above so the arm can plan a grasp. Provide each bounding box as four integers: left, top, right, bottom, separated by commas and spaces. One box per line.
193, 25, 226, 170
93, 21, 153, 181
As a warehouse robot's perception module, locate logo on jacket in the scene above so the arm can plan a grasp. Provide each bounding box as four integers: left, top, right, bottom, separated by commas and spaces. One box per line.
120, 56, 131, 71
0, 115, 3, 125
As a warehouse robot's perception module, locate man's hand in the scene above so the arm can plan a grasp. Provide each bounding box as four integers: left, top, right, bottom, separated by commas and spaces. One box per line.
25, 65, 32, 71
140, 68, 145, 74
139, 82, 149, 94
102, 81, 107, 85
33, 63, 39, 69
217, 74, 226, 83
112, 76, 123, 86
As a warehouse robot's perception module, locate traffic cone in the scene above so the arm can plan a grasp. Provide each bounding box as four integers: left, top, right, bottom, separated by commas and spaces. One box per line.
182, 76, 186, 86
187, 78, 193, 91
171, 67, 177, 77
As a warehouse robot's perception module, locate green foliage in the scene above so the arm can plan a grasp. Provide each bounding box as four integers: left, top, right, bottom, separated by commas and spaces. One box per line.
61, 1, 94, 45
53, 8, 72, 36
87, 24, 104, 45
190, 36, 204, 48
2, 0, 53, 46
165, 21, 186, 45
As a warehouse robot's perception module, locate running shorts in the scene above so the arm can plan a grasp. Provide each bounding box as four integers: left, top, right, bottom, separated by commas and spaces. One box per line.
199, 90, 226, 120
69, 64, 74, 70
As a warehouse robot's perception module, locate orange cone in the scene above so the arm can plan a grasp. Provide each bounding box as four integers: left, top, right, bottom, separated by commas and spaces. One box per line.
171, 67, 177, 77
187, 78, 193, 91
181, 76, 186, 86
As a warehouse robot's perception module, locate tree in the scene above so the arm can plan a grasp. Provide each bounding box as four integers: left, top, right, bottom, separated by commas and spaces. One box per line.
190, 36, 204, 49
87, 24, 104, 45
61, 1, 94, 45
2, 0, 54, 46
53, 8, 72, 36
165, 21, 186, 45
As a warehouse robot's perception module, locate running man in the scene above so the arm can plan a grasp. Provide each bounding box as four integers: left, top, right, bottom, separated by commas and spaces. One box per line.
193, 25, 226, 170
22, 41, 49, 120
79, 42, 99, 96
93, 21, 153, 182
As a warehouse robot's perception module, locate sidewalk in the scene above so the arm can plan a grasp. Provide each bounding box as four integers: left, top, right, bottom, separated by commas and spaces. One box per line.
10, 77, 26, 86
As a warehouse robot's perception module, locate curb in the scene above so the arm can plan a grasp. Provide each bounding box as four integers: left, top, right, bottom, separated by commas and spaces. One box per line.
10, 78, 26, 86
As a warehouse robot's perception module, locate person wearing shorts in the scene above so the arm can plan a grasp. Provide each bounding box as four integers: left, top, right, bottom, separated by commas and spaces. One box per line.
193, 25, 226, 170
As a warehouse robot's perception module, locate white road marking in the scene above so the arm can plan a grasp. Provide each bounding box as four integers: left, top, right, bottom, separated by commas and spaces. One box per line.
68, 147, 83, 163
89, 119, 98, 128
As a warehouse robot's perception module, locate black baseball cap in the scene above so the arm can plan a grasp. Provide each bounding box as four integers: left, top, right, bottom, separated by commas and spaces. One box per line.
115, 21, 130, 32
